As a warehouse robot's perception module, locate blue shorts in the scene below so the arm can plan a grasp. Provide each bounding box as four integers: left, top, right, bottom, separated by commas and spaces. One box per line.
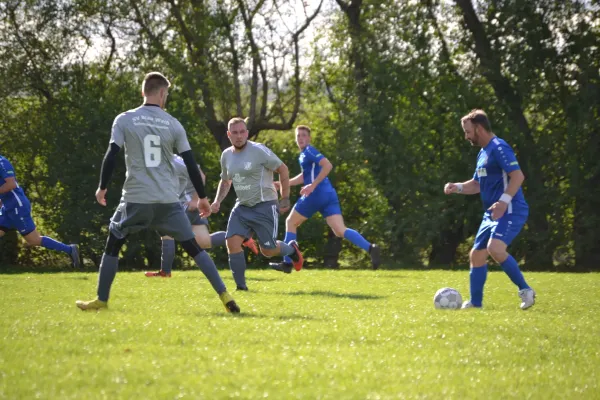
473, 211, 527, 250
0, 203, 36, 236
294, 190, 341, 219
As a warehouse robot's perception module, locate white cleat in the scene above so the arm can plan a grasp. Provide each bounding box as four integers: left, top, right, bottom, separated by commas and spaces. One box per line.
519, 288, 536, 310
461, 300, 481, 309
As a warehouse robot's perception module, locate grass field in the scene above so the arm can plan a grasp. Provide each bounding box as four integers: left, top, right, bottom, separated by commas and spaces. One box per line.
0, 268, 599, 399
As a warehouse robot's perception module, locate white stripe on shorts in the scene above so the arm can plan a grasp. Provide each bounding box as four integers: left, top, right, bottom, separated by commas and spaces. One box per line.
272, 205, 278, 240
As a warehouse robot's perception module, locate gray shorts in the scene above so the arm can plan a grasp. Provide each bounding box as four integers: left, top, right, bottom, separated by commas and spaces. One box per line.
185, 210, 209, 226
109, 202, 195, 242
226, 200, 279, 249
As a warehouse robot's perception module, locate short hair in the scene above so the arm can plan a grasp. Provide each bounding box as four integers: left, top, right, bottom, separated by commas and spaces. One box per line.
228, 117, 247, 131
142, 72, 171, 96
296, 125, 311, 136
461, 109, 492, 132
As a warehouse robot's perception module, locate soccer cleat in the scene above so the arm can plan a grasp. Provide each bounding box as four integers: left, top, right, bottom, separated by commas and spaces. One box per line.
288, 240, 304, 271
518, 288, 536, 310
144, 270, 172, 278
242, 237, 259, 255
219, 291, 241, 313
70, 244, 80, 268
76, 298, 107, 311
269, 262, 293, 274
369, 244, 381, 270
461, 300, 481, 309
236, 285, 249, 291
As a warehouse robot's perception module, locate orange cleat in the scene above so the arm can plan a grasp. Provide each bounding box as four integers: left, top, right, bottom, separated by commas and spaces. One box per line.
288, 240, 304, 271
144, 270, 172, 278
242, 237, 259, 255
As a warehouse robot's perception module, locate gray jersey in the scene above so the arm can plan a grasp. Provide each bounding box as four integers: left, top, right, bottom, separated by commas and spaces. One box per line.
220, 141, 283, 207
172, 155, 200, 204
110, 105, 191, 203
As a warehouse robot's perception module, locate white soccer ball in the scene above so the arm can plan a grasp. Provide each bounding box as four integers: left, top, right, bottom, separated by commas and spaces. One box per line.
433, 287, 463, 309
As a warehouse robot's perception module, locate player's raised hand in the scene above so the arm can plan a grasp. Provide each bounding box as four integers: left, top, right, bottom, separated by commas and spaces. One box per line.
444, 183, 458, 195
198, 198, 212, 218
95, 188, 107, 206
300, 183, 315, 197
210, 201, 221, 214
488, 201, 508, 221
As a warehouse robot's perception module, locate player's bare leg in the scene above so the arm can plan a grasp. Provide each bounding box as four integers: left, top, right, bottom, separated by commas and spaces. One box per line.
22, 229, 79, 268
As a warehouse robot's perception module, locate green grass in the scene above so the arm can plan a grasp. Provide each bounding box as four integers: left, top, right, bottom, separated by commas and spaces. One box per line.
0, 269, 599, 399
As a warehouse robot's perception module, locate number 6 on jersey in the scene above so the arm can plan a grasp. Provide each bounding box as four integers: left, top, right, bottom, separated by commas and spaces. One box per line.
144, 134, 161, 167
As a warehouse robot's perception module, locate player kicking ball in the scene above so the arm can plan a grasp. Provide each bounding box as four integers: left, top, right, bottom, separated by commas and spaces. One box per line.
270, 125, 381, 273
444, 109, 535, 310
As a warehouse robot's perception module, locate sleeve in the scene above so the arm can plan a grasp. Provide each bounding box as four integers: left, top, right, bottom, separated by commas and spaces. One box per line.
256, 144, 283, 170
220, 151, 231, 180
173, 121, 192, 154
109, 114, 126, 147
493, 144, 521, 173
0, 158, 16, 180
305, 146, 326, 164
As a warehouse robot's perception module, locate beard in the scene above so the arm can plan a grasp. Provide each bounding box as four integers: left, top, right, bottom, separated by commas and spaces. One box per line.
233, 141, 247, 150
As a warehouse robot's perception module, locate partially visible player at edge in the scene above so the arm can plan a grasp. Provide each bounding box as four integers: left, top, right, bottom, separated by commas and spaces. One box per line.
270, 125, 381, 273
211, 117, 303, 291
0, 155, 80, 266
144, 154, 258, 278
444, 109, 535, 310
76, 72, 239, 313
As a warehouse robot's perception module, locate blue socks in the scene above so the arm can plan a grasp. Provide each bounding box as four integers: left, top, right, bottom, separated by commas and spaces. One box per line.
469, 265, 488, 307
283, 232, 297, 264
160, 239, 176, 274
500, 255, 530, 290
41, 236, 71, 254
343, 229, 371, 252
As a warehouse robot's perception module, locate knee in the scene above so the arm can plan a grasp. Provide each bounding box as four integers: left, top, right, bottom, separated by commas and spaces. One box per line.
24, 235, 42, 246
195, 235, 211, 250
181, 238, 203, 258
286, 216, 300, 229
332, 227, 346, 238
226, 239, 243, 254
260, 247, 278, 258
469, 248, 487, 266
486, 244, 507, 262
104, 233, 126, 257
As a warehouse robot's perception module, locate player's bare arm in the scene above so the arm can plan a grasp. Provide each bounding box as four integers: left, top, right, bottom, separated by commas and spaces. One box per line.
275, 172, 302, 193
444, 179, 480, 195
275, 163, 291, 213
97, 142, 122, 206
300, 158, 333, 197
0, 176, 17, 194
211, 179, 232, 213
488, 169, 525, 220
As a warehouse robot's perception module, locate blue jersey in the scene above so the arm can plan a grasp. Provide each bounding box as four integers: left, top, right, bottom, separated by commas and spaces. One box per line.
0, 155, 29, 210
473, 137, 528, 215
299, 145, 335, 193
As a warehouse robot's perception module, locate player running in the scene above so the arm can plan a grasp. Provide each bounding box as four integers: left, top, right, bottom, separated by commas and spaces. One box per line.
444, 109, 535, 310
0, 155, 80, 266
269, 125, 381, 273
76, 72, 239, 313
210, 117, 303, 291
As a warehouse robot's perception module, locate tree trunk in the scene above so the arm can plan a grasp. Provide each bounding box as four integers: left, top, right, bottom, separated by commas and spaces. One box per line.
0, 230, 20, 268
429, 225, 464, 267
322, 229, 342, 269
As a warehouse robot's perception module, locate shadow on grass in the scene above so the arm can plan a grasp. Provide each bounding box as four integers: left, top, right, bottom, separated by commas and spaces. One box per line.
274, 290, 386, 300
204, 312, 322, 321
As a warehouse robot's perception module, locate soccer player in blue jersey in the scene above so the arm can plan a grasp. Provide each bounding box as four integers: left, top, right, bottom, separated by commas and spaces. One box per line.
0, 155, 80, 266
444, 109, 535, 310
270, 125, 381, 272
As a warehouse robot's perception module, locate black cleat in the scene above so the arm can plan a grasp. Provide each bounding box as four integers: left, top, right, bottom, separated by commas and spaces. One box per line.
236, 285, 249, 291
225, 300, 241, 313
369, 244, 381, 270
269, 262, 293, 274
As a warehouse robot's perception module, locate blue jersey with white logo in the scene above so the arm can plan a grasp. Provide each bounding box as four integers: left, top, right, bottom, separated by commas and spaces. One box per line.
299, 145, 335, 193
473, 138, 528, 215
0, 155, 29, 210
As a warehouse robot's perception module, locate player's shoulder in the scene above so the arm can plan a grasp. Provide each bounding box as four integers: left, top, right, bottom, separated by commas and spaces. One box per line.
248, 141, 275, 155
221, 146, 235, 158
304, 145, 323, 157
490, 137, 512, 150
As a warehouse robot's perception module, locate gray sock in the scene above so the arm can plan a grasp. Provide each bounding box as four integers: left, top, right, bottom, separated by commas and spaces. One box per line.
97, 253, 119, 302
193, 251, 226, 294
229, 251, 247, 289
278, 241, 295, 257
161, 239, 176, 274
209, 231, 226, 248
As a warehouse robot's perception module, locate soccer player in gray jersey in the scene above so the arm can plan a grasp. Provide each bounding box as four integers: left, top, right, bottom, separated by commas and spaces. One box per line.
144, 155, 259, 277
76, 72, 239, 313
211, 117, 304, 290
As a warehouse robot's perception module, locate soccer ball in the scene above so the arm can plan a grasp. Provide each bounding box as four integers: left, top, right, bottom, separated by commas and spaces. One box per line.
433, 287, 462, 309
